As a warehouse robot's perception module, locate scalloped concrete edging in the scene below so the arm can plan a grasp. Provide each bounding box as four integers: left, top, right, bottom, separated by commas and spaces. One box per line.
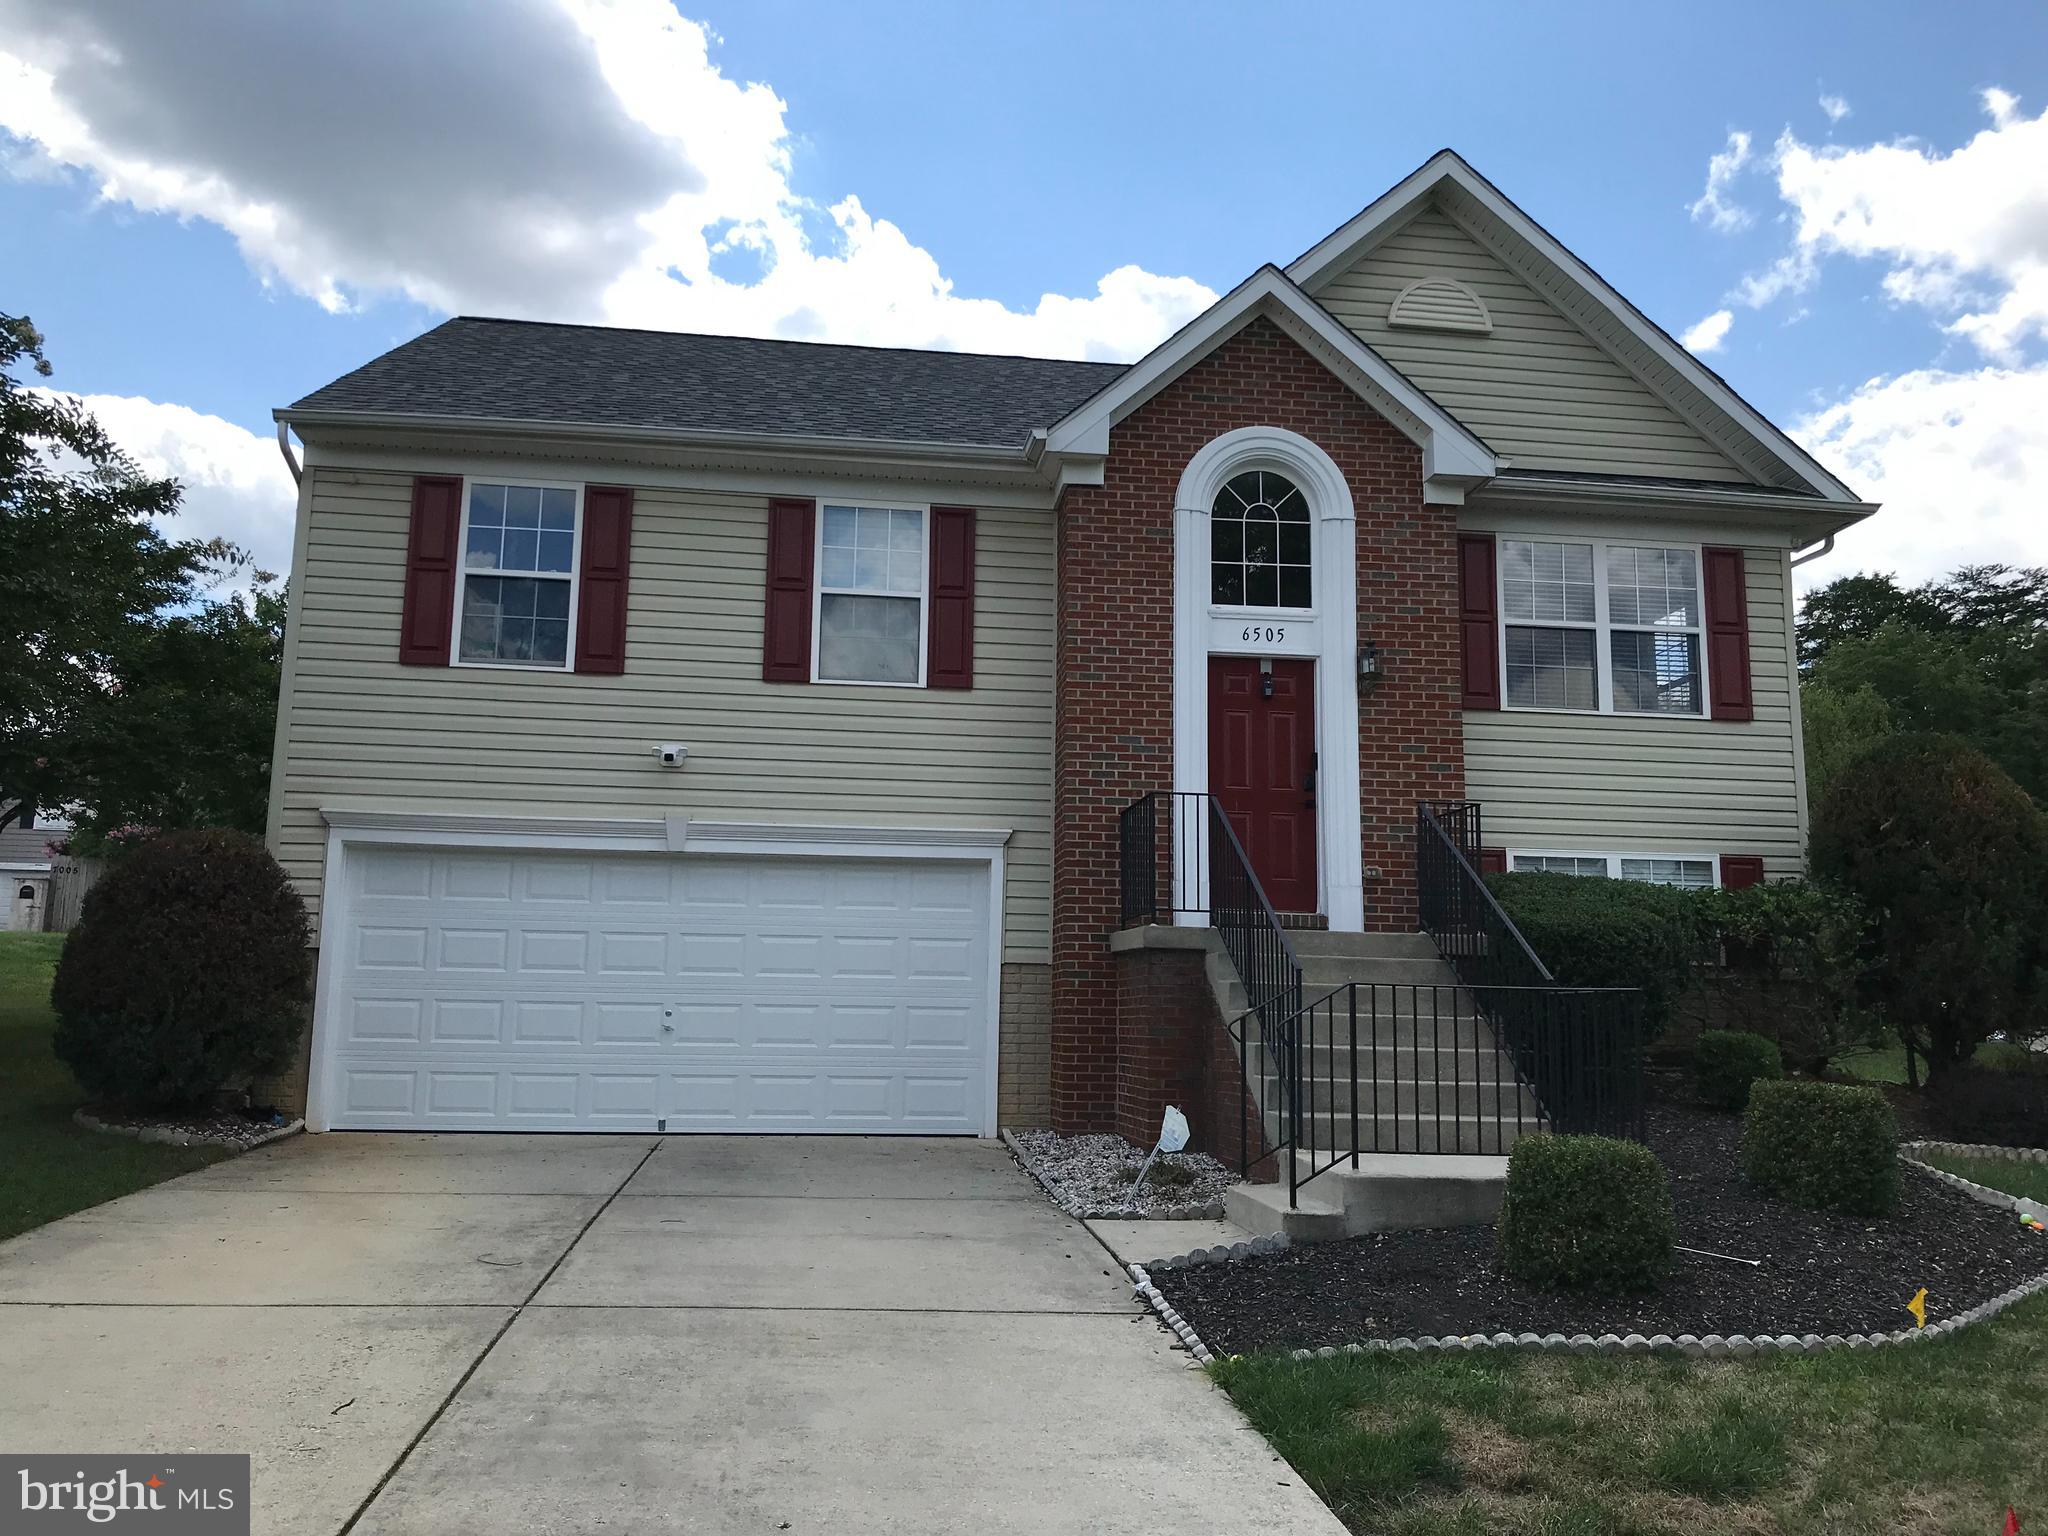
999, 1127, 1228, 1221
1253, 1146, 2048, 1364
1901, 1140, 2048, 1226
74, 1109, 304, 1150
1130, 1263, 1218, 1365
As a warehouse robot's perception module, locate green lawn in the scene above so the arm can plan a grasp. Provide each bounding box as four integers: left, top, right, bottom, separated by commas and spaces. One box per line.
1922, 1151, 2048, 1206
1838, 1037, 2038, 1087
1212, 1156, 2048, 1535
0, 932, 226, 1241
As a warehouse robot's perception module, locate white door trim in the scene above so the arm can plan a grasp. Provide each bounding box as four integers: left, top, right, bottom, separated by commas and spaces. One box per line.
1172, 426, 1364, 931
305, 810, 1011, 1136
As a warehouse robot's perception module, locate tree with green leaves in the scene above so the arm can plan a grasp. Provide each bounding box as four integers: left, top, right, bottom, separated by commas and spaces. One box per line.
1799, 563, 2048, 805
1, 312, 277, 837
1810, 733, 2048, 1083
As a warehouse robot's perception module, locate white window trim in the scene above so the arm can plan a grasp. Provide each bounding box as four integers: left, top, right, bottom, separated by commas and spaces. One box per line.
809, 498, 931, 689
1497, 536, 1712, 717
1173, 426, 1364, 932
450, 475, 584, 673
1206, 468, 1318, 619
1509, 849, 1722, 887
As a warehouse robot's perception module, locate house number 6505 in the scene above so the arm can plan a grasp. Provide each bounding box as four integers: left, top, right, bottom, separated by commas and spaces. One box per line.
1240, 625, 1287, 643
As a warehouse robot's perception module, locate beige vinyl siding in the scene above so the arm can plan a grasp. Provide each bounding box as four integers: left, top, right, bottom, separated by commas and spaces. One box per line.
1465, 541, 1806, 878
274, 467, 1054, 961
1316, 205, 1748, 483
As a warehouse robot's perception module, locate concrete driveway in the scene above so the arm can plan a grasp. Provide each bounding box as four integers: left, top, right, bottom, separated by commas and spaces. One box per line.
0, 1134, 1342, 1535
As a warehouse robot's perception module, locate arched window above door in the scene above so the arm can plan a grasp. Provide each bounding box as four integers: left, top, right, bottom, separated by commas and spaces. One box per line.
1210, 469, 1311, 608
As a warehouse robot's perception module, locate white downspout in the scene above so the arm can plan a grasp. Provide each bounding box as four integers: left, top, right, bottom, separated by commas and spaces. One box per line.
275, 421, 302, 486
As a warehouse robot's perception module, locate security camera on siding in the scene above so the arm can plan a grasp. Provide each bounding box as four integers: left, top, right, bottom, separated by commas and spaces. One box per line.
655, 744, 688, 768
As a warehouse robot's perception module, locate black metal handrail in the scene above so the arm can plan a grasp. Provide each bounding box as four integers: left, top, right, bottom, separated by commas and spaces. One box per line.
1416, 801, 1553, 988
1414, 801, 1646, 1146
1243, 980, 1647, 1204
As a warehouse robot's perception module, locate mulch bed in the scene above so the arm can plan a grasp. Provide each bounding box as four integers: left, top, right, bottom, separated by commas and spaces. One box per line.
1153, 1105, 2048, 1354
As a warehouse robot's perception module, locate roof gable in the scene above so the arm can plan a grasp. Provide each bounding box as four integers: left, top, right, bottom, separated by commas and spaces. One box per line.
1289, 151, 1862, 502
1319, 204, 1749, 482
1045, 265, 1495, 503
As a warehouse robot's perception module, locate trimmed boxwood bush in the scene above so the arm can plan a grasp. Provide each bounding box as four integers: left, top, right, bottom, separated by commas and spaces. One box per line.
1497, 1133, 1674, 1294
52, 828, 312, 1109
1739, 1080, 1898, 1215
1923, 1060, 2048, 1149
1486, 871, 1699, 1032
1692, 1030, 1783, 1111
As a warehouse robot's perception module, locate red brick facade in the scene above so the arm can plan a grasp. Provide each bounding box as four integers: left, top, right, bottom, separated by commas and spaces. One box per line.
1052, 316, 1465, 1134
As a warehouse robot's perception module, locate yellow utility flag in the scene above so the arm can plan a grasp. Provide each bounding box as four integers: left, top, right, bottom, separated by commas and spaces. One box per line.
1906, 1288, 1928, 1329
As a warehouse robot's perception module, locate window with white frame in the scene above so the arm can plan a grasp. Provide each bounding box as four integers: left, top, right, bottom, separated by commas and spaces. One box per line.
1500, 538, 1704, 715
1210, 470, 1312, 608
816, 503, 925, 684
1509, 851, 1718, 888
458, 482, 579, 668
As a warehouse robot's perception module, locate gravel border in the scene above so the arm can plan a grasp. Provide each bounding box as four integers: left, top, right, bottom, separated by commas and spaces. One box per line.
1251, 1149, 2048, 1363
74, 1108, 304, 1150
1003, 1127, 1231, 1219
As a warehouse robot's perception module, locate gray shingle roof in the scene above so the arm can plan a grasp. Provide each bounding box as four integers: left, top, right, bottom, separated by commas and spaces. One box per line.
284, 317, 1127, 451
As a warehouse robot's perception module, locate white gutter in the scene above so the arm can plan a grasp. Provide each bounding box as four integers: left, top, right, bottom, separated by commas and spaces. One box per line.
273, 407, 1036, 467
275, 421, 302, 485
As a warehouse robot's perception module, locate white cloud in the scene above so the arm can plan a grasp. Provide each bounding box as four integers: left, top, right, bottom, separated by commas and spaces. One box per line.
1736, 90, 2048, 358
1790, 363, 2048, 590
1680, 308, 1734, 353
1819, 93, 1852, 124
35, 389, 298, 581
0, 0, 1215, 360
1688, 130, 1755, 233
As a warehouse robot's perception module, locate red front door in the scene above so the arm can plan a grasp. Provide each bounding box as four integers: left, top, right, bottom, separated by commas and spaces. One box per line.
1208, 657, 1318, 914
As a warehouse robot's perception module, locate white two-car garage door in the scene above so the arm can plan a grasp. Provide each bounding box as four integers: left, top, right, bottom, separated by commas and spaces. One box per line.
319, 845, 994, 1133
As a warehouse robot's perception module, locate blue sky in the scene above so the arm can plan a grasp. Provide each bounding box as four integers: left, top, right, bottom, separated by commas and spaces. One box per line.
4, 0, 2046, 589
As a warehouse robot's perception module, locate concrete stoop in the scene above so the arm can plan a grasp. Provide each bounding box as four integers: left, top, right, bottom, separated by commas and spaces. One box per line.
1226, 1152, 1509, 1242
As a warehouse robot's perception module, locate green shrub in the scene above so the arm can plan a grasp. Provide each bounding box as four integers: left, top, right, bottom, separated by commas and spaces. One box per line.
1923, 1060, 2048, 1149
1497, 1134, 1674, 1294
1739, 1080, 1898, 1215
52, 829, 312, 1109
1692, 1030, 1784, 1111
1810, 733, 2048, 1081
1486, 871, 1699, 1032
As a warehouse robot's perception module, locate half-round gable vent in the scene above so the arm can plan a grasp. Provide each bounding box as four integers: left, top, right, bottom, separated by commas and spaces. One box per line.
1386, 275, 1493, 335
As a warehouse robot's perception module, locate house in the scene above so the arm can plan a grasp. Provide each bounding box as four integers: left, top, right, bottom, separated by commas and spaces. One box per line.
0, 808, 60, 933
263, 150, 1873, 1143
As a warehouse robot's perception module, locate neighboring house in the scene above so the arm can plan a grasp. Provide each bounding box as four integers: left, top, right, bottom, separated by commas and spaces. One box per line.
0, 807, 61, 933
265, 151, 1872, 1140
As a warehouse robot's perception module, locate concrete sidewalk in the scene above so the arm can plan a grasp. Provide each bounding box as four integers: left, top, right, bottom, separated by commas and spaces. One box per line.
0, 1133, 1343, 1535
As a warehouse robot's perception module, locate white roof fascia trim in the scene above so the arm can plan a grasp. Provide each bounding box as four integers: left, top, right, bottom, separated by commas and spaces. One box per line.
277, 408, 1033, 467
1286, 152, 1860, 505
1044, 265, 1495, 491
1475, 473, 1876, 538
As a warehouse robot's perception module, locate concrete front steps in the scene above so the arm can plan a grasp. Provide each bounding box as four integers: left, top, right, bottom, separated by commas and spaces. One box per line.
1226, 1151, 1511, 1241
1209, 927, 1543, 1179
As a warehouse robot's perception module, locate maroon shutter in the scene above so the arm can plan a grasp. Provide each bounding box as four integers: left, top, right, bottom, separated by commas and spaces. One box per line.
927, 506, 975, 689
574, 485, 632, 674
762, 497, 816, 682
1457, 533, 1501, 710
399, 475, 463, 665
1703, 546, 1754, 722
1478, 847, 1508, 876
1720, 855, 1766, 890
